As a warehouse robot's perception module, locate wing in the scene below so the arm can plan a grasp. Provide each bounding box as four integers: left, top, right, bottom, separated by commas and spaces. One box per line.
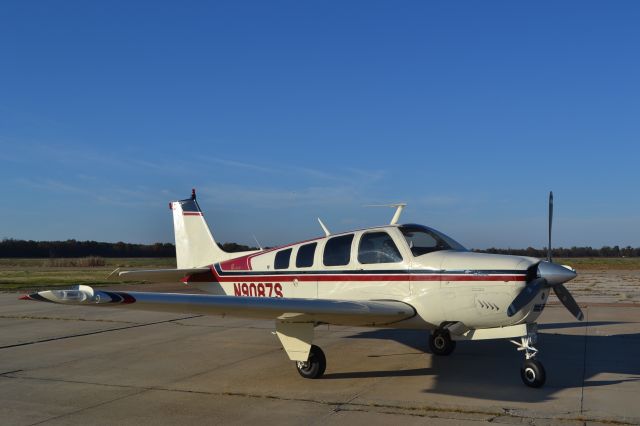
108, 267, 210, 282
21, 285, 415, 327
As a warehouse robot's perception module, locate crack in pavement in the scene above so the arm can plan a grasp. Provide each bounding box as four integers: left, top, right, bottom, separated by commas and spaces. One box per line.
0, 314, 136, 324
580, 308, 589, 416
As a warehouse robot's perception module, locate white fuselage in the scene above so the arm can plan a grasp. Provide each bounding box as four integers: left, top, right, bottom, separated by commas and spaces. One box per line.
185, 225, 547, 330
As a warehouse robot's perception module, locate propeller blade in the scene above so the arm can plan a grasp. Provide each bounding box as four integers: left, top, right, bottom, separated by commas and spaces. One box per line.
507, 277, 547, 317
552, 284, 584, 321
548, 191, 553, 262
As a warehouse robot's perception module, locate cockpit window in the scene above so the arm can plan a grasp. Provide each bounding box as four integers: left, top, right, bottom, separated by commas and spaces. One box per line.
400, 224, 466, 256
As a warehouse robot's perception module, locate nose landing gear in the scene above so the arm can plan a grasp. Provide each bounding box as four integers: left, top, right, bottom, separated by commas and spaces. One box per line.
511, 335, 546, 388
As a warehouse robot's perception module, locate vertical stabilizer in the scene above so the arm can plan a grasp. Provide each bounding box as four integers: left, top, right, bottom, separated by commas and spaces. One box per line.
170, 190, 232, 268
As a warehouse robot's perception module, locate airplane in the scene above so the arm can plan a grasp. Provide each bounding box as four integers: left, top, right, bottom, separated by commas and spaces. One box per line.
21, 189, 582, 388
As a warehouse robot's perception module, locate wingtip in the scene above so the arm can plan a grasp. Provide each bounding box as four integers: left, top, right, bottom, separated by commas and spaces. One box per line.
19, 294, 32, 301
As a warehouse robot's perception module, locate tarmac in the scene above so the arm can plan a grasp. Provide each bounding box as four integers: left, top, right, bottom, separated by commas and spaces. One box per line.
1, 288, 639, 426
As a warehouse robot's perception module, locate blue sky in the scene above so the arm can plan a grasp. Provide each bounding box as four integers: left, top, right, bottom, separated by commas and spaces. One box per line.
1, 1, 639, 249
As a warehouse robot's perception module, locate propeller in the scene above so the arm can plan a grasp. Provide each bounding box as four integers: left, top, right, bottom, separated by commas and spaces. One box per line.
507, 192, 584, 321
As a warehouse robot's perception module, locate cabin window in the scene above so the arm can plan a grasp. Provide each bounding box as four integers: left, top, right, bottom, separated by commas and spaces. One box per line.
274, 248, 292, 270
296, 242, 317, 268
323, 234, 354, 266
358, 232, 403, 264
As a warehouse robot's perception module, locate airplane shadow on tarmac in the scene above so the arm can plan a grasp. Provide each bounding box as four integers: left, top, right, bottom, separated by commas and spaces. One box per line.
323, 321, 640, 403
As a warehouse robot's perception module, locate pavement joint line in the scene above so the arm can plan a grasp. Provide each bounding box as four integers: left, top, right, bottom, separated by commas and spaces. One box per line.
333, 406, 493, 423
26, 386, 148, 426
11, 338, 284, 382
4, 373, 636, 425
314, 374, 382, 424
3, 322, 288, 384
0, 314, 203, 350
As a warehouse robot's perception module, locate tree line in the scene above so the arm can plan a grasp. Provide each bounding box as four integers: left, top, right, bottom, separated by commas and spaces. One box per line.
477, 246, 640, 258
1, 238, 638, 258
0, 239, 257, 258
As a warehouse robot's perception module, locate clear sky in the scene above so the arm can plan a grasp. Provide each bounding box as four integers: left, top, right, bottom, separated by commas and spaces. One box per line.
1, 1, 639, 249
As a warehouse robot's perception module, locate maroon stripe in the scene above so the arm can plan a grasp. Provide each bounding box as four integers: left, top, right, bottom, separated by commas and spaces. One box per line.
208, 270, 525, 283
219, 255, 253, 271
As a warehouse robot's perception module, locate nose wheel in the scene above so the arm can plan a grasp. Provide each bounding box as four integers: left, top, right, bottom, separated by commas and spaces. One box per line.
511, 335, 546, 387
521, 358, 546, 388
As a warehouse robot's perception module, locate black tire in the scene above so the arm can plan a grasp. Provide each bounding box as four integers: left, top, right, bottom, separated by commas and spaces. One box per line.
521, 359, 546, 388
429, 329, 456, 356
295, 345, 326, 379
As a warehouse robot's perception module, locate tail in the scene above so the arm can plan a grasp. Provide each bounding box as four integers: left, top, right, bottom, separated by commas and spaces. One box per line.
170, 189, 256, 268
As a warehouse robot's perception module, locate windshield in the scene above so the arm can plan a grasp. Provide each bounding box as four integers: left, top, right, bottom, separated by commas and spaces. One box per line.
399, 224, 467, 256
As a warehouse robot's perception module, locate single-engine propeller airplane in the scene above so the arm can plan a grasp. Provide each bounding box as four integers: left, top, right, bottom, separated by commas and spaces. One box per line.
22, 190, 582, 387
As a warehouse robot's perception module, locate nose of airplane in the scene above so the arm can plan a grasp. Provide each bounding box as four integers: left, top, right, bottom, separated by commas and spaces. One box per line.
536, 261, 577, 286
508, 260, 583, 321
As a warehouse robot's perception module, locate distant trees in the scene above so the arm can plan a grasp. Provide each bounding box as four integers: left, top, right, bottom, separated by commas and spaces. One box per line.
0, 238, 637, 258
478, 246, 640, 257
0, 239, 176, 258
218, 242, 259, 252
0, 239, 257, 258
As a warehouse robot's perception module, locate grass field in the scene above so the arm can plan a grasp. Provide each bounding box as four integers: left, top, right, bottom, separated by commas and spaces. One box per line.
0, 258, 175, 291
1, 257, 638, 291
554, 257, 640, 270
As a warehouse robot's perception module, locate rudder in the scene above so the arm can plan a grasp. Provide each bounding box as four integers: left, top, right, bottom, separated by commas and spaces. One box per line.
170, 189, 234, 268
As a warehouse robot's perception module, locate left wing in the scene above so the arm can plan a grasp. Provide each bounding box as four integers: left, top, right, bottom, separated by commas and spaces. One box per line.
21, 285, 415, 327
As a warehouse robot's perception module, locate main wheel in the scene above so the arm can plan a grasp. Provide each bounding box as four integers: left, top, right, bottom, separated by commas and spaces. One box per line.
429, 329, 456, 356
295, 345, 326, 379
521, 359, 546, 388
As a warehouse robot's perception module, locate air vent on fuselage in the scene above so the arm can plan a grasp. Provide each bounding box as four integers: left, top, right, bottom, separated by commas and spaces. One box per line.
477, 299, 500, 311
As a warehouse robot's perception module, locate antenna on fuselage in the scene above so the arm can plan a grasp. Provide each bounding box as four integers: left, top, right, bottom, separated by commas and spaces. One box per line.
317, 218, 331, 236
252, 234, 263, 250
364, 203, 407, 225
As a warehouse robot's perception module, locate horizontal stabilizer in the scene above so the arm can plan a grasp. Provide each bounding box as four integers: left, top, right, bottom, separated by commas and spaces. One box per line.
21, 286, 416, 327
109, 268, 211, 282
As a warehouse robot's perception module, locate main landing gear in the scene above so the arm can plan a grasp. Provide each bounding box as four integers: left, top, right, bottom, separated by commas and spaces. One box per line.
429, 328, 456, 356
511, 335, 546, 388
295, 345, 326, 379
